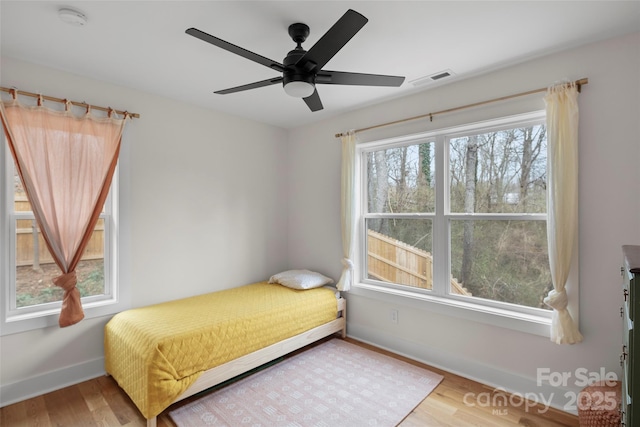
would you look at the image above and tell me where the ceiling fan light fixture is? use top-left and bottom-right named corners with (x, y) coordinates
top-left (284, 81), bottom-right (315, 98)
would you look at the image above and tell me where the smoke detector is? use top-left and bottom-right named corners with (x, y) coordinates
top-left (58, 7), bottom-right (87, 26)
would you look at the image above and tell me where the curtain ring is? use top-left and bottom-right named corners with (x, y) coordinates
top-left (429, 113), bottom-right (433, 122)
top-left (10, 88), bottom-right (17, 100)
top-left (64, 99), bottom-right (71, 112)
top-left (108, 107), bottom-right (113, 118)
top-left (37, 95), bottom-right (43, 106)
top-left (85, 103), bottom-right (90, 115)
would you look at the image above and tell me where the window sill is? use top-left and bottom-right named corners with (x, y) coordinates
top-left (350, 282), bottom-right (552, 338)
top-left (1, 298), bottom-right (127, 336)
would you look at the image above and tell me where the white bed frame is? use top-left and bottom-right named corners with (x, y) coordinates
top-left (146, 297), bottom-right (346, 427)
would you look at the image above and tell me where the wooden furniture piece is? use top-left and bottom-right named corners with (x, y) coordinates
top-left (104, 282), bottom-right (346, 427)
top-left (621, 245), bottom-right (640, 426)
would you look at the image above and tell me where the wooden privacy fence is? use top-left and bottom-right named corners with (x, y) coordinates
top-left (367, 229), bottom-right (471, 296)
top-left (15, 197), bottom-right (104, 267)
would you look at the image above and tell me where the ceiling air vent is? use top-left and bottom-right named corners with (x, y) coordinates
top-left (410, 69), bottom-right (455, 87)
top-left (430, 71), bottom-right (452, 80)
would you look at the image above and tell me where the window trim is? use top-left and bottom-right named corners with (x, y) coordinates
top-left (353, 111), bottom-right (555, 337)
top-left (0, 129), bottom-right (126, 335)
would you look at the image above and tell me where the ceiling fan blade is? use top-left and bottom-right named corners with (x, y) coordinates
top-left (215, 77), bottom-right (283, 95)
top-left (316, 71), bottom-right (405, 87)
top-left (296, 9), bottom-right (368, 72)
top-left (186, 28), bottom-right (285, 72)
top-left (303, 90), bottom-right (323, 112)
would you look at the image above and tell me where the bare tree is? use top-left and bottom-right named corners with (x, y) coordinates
top-left (518, 126), bottom-right (546, 211)
top-left (461, 135), bottom-right (478, 285)
top-left (418, 142), bottom-right (432, 186)
top-left (371, 150), bottom-right (390, 234)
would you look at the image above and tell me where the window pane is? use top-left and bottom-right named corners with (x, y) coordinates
top-left (366, 218), bottom-right (432, 290)
top-left (15, 220), bottom-right (106, 308)
top-left (450, 220), bottom-right (551, 309)
top-left (366, 142), bottom-right (435, 213)
top-left (14, 168), bottom-right (105, 214)
top-left (14, 168), bottom-right (27, 210)
top-left (449, 125), bottom-right (547, 213)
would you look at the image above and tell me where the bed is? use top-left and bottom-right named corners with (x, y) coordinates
top-left (104, 276), bottom-right (346, 427)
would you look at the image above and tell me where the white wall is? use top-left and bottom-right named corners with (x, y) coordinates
top-left (0, 57), bottom-right (289, 404)
top-left (287, 32), bottom-right (640, 412)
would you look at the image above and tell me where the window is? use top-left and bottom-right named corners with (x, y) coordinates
top-left (1, 127), bottom-right (124, 335)
top-left (356, 111), bottom-right (552, 321)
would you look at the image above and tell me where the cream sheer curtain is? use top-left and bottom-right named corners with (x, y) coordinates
top-left (336, 131), bottom-right (356, 292)
top-left (1, 94), bottom-right (128, 327)
top-left (543, 82), bottom-right (583, 344)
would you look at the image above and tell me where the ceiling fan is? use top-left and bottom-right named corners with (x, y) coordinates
top-left (186, 9), bottom-right (405, 112)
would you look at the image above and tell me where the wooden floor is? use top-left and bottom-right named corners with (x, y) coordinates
top-left (1, 337), bottom-right (579, 427)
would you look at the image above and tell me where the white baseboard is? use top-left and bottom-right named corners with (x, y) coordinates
top-left (347, 323), bottom-right (580, 416)
top-left (0, 357), bottom-right (105, 407)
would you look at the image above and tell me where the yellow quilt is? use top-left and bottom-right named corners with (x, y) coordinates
top-left (104, 281), bottom-right (338, 419)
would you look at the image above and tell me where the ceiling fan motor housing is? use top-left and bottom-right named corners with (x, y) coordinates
top-left (283, 47), bottom-right (316, 88)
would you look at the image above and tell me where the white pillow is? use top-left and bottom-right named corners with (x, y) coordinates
top-left (268, 269), bottom-right (334, 290)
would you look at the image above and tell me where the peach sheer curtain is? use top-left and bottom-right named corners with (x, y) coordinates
top-left (0, 94), bottom-right (128, 327)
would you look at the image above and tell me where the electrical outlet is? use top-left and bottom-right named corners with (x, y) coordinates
top-left (390, 309), bottom-right (399, 324)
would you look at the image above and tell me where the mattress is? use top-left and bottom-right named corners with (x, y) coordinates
top-left (104, 281), bottom-right (338, 419)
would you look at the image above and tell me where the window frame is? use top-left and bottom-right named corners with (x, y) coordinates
top-left (0, 126), bottom-right (126, 335)
top-left (352, 111), bottom-right (555, 337)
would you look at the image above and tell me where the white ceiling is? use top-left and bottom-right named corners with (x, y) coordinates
top-left (1, 1), bottom-right (639, 129)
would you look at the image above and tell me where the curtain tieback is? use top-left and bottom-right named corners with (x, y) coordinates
top-left (53, 271), bottom-right (78, 291)
top-left (342, 257), bottom-right (354, 270)
top-left (53, 271), bottom-right (84, 327)
top-left (544, 289), bottom-right (568, 311)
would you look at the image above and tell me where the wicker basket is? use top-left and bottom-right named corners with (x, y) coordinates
top-left (577, 381), bottom-right (621, 426)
